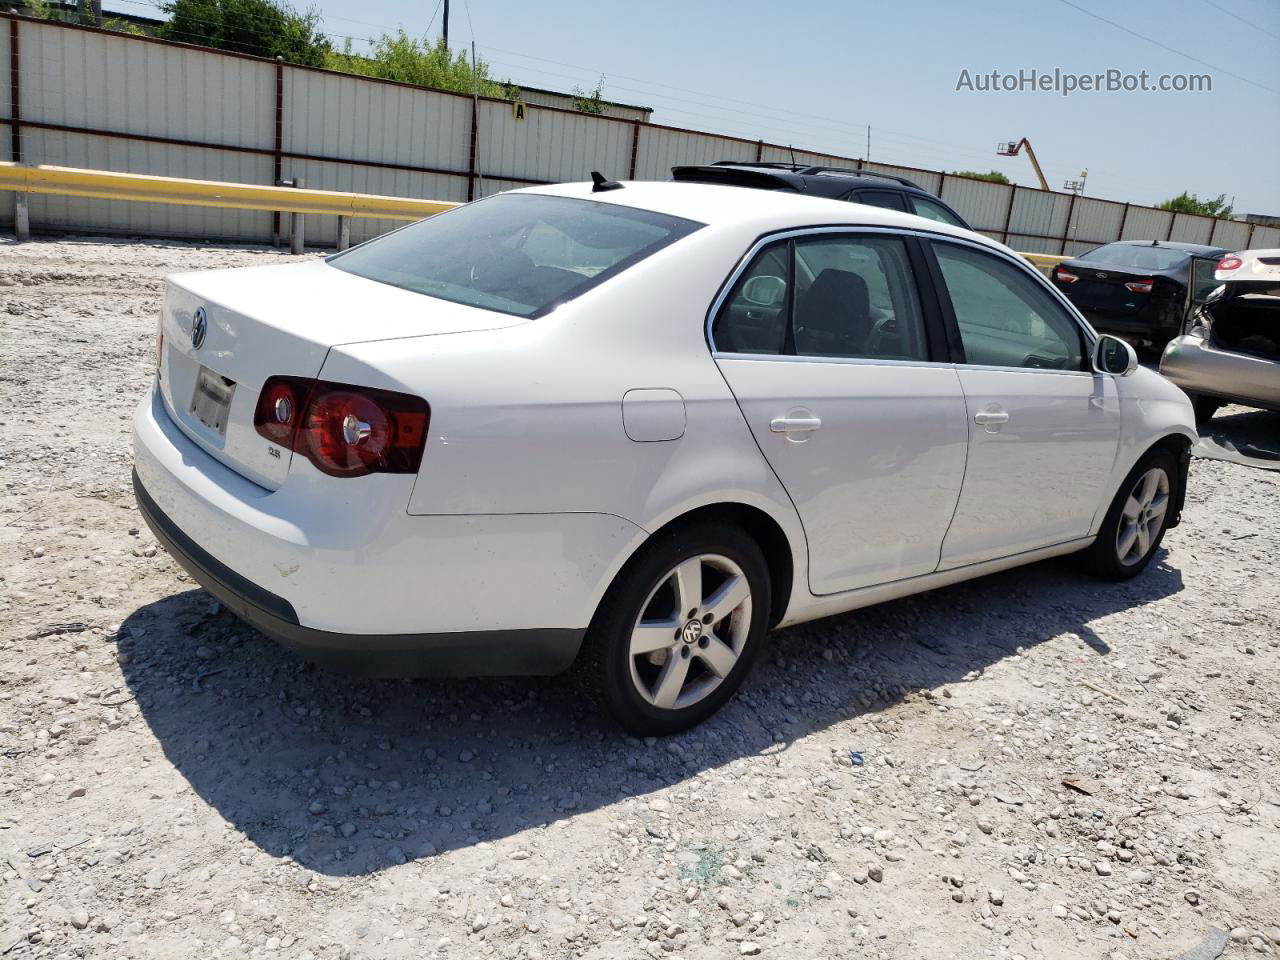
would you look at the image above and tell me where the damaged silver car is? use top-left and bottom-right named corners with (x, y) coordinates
top-left (1160, 249), bottom-right (1280, 421)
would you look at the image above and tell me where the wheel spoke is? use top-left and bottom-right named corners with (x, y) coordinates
top-left (632, 619), bottom-right (679, 656)
top-left (703, 574), bottom-right (750, 625)
top-left (1122, 496), bottom-right (1142, 522)
top-left (1117, 524), bottom-right (1138, 559)
top-left (698, 636), bottom-right (738, 678)
top-left (651, 652), bottom-right (691, 709)
top-left (672, 558), bottom-right (702, 616)
top-left (1148, 494), bottom-right (1169, 523)
top-left (1139, 470), bottom-right (1160, 506)
top-left (1136, 525), bottom-right (1151, 558)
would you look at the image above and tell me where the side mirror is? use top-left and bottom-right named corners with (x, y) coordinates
top-left (1093, 335), bottom-right (1138, 376)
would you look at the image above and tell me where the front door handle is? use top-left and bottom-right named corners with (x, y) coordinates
top-left (973, 410), bottom-right (1009, 425)
top-left (770, 416), bottom-right (823, 433)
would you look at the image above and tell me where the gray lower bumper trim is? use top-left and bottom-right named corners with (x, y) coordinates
top-left (133, 469), bottom-right (585, 677)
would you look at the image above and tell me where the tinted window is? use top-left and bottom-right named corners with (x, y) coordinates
top-left (712, 242), bottom-right (790, 354)
top-left (933, 241), bottom-right (1086, 370)
top-left (793, 236), bottom-right (928, 360)
top-left (852, 190), bottom-right (909, 212)
top-left (909, 195), bottom-right (967, 229)
top-left (713, 234), bottom-right (929, 362)
top-left (330, 194), bottom-right (701, 318)
top-left (1190, 258), bottom-right (1220, 302)
top-left (1077, 243), bottom-right (1187, 271)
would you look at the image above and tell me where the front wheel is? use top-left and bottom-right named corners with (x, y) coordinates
top-left (584, 523), bottom-right (770, 736)
top-left (1080, 450), bottom-right (1178, 581)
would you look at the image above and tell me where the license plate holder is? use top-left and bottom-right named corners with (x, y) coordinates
top-left (190, 366), bottom-right (236, 436)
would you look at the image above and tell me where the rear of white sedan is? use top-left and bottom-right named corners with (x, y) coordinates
top-left (134, 179), bottom-right (1197, 735)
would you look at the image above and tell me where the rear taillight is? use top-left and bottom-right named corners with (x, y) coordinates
top-left (1217, 255), bottom-right (1242, 271)
top-left (1124, 278), bottom-right (1154, 294)
top-left (253, 376), bottom-right (430, 479)
top-left (1054, 267), bottom-right (1079, 284)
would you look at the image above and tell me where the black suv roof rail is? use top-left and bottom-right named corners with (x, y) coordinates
top-left (709, 160), bottom-right (922, 190)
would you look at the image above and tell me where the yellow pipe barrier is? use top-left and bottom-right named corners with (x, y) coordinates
top-left (2, 163), bottom-right (1075, 269)
top-left (1020, 252), bottom-right (1072, 272)
top-left (0, 162), bottom-right (458, 220)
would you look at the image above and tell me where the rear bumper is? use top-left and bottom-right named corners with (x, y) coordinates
top-left (1160, 335), bottom-right (1280, 412)
top-left (134, 470), bottom-right (583, 676)
top-left (132, 383), bottom-right (643, 676)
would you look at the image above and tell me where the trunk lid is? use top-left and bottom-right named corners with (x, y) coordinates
top-left (1061, 262), bottom-right (1167, 314)
top-left (158, 259), bottom-right (528, 490)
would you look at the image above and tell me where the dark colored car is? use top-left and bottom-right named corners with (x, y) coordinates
top-left (1050, 240), bottom-right (1228, 355)
top-left (670, 161), bottom-right (972, 230)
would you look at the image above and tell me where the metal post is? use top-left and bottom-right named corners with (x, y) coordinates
top-left (14, 193), bottom-right (29, 242)
top-left (272, 57), bottom-right (284, 247)
top-left (1000, 184), bottom-right (1016, 244)
top-left (10, 16), bottom-right (26, 241)
top-left (1061, 192), bottom-right (1078, 255)
top-left (289, 177), bottom-right (304, 255)
top-left (337, 215), bottom-right (350, 251)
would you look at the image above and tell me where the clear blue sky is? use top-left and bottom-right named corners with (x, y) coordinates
top-left (123, 0), bottom-right (1280, 213)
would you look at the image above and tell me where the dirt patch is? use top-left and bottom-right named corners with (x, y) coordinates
top-left (2, 237), bottom-right (1279, 959)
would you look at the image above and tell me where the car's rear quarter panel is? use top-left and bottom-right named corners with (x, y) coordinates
top-left (320, 224), bottom-right (812, 625)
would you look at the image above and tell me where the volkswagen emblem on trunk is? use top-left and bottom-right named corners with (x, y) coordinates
top-left (191, 307), bottom-right (208, 349)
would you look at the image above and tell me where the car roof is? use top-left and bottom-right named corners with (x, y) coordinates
top-left (518, 179), bottom-right (989, 247)
top-left (1097, 240), bottom-right (1230, 256)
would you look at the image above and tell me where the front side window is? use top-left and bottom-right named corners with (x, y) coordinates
top-left (932, 241), bottom-right (1086, 370)
top-left (712, 233), bottom-right (929, 362)
top-left (909, 195), bottom-right (967, 229)
top-left (330, 194), bottom-right (702, 318)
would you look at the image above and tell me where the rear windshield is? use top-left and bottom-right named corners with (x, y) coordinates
top-left (1077, 244), bottom-right (1187, 271)
top-left (329, 193), bottom-right (703, 318)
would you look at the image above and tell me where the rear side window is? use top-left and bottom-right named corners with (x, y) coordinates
top-left (330, 193), bottom-right (702, 318)
top-left (932, 241), bottom-right (1086, 370)
top-left (851, 190), bottom-right (909, 212)
top-left (713, 234), bottom-right (929, 362)
top-left (909, 196), bottom-right (967, 229)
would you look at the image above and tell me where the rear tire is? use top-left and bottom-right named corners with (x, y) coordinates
top-left (1081, 448), bottom-right (1178, 581)
top-left (583, 522), bottom-right (770, 736)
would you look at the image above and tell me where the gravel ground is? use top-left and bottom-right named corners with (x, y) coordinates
top-left (2, 236), bottom-right (1278, 960)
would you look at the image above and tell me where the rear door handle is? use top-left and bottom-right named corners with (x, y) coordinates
top-left (973, 410), bottom-right (1009, 425)
top-left (770, 416), bottom-right (822, 433)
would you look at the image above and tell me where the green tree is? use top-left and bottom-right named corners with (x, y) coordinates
top-left (951, 170), bottom-right (1010, 184)
top-left (159, 0), bottom-right (331, 67)
top-left (572, 76), bottom-right (606, 115)
top-left (1158, 191), bottom-right (1234, 220)
top-left (326, 33), bottom-right (508, 97)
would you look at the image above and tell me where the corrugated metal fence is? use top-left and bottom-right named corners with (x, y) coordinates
top-left (3, 14), bottom-right (1278, 252)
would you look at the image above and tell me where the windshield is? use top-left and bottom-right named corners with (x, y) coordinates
top-left (329, 193), bottom-right (703, 318)
top-left (1077, 243), bottom-right (1187, 271)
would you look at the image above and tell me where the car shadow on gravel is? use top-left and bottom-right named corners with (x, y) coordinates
top-left (116, 552), bottom-right (1183, 877)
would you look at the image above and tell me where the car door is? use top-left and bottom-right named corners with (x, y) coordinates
top-left (712, 229), bottom-right (969, 595)
top-left (1183, 256), bottom-right (1221, 333)
top-left (927, 238), bottom-right (1123, 569)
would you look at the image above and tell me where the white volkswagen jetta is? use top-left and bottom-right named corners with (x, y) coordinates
top-left (133, 178), bottom-right (1197, 734)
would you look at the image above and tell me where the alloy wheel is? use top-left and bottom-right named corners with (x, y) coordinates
top-left (1116, 466), bottom-right (1170, 567)
top-left (628, 554), bottom-right (753, 711)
